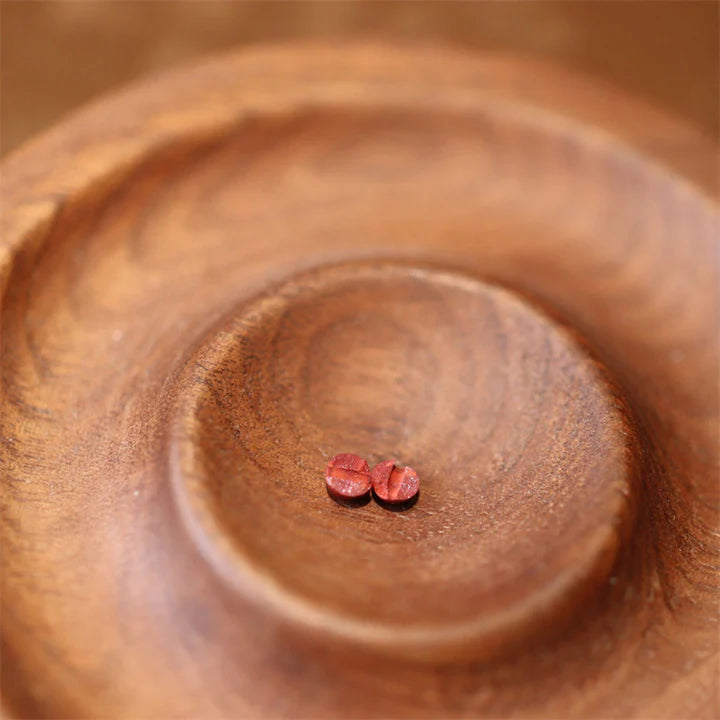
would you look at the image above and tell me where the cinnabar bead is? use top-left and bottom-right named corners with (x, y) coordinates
top-left (371, 460), bottom-right (420, 503)
top-left (325, 453), bottom-right (372, 499)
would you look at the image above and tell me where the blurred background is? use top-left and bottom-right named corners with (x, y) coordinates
top-left (2, 0), bottom-right (718, 158)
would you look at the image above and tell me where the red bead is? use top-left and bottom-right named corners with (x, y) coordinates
top-left (371, 460), bottom-right (420, 503)
top-left (325, 453), bottom-right (371, 499)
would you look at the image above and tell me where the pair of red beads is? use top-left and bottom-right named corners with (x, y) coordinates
top-left (325, 453), bottom-right (420, 505)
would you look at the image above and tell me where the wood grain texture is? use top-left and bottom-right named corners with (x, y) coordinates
top-left (2, 1), bottom-right (719, 155)
top-left (1, 42), bottom-right (718, 718)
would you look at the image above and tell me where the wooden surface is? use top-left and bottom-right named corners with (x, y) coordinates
top-left (2, 0), bottom-right (718, 156)
top-left (1, 43), bottom-right (718, 718)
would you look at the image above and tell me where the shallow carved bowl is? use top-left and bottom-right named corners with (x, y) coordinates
top-left (1, 43), bottom-right (718, 718)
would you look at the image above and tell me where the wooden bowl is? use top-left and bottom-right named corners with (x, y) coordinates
top-left (1, 42), bottom-right (717, 718)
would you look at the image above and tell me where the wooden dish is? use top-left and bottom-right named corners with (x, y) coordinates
top-left (1, 42), bottom-right (718, 718)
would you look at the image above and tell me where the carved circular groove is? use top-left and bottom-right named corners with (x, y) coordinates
top-left (169, 263), bottom-right (636, 661)
top-left (2, 43), bottom-right (717, 718)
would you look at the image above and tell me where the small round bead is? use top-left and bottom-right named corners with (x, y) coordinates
top-left (325, 453), bottom-right (371, 499)
top-left (371, 460), bottom-right (420, 503)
